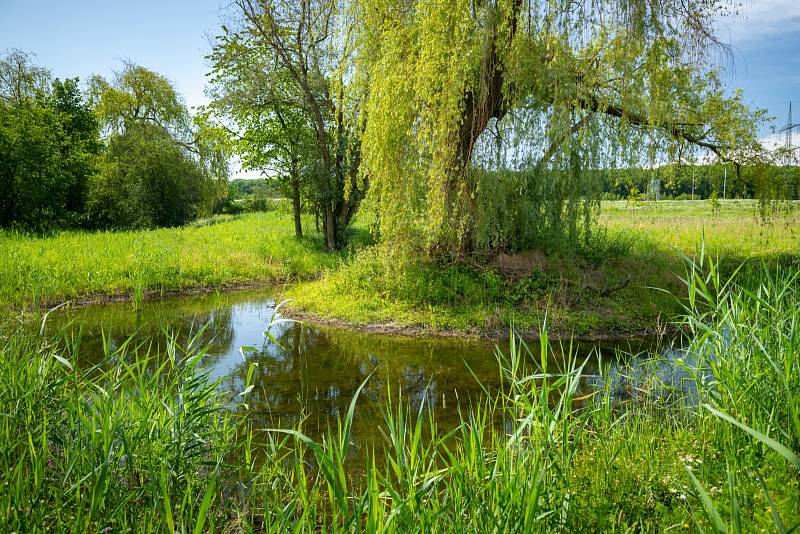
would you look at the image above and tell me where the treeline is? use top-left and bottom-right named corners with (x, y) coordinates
top-left (0, 50), bottom-right (229, 233)
top-left (602, 163), bottom-right (800, 200)
top-left (220, 178), bottom-right (283, 213)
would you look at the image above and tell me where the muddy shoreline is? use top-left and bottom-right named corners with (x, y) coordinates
top-left (280, 306), bottom-right (677, 342)
top-left (4, 281), bottom-right (677, 342)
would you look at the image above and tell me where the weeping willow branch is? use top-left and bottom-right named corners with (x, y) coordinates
top-left (357, 0), bottom-right (765, 254)
top-left (535, 115), bottom-right (592, 171)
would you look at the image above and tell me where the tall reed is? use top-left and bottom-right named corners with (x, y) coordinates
top-left (1, 255), bottom-right (798, 532)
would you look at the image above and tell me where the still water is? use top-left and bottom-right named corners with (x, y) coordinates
top-left (46, 288), bottom-right (664, 453)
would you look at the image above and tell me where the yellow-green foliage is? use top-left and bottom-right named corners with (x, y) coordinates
top-left (357, 0), bottom-right (766, 252)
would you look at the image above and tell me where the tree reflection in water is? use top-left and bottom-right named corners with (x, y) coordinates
top-left (46, 288), bottom-right (663, 462)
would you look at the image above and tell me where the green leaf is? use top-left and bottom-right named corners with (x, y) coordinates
top-left (704, 404), bottom-right (800, 469)
top-left (684, 463), bottom-right (727, 533)
top-left (193, 477), bottom-right (216, 534)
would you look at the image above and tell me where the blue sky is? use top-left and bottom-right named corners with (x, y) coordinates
top-left (1, 0), bottom-right (798, 138)
top-left (0, 0), bottom-right (225, 110)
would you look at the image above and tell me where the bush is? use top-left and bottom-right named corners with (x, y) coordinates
top-left (86, 124), bottom-right (212, 229)
top-left (0, 79), bottom-right (101, 232)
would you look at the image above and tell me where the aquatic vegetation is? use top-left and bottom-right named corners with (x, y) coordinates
top-left (1, 259), bottom-right (797, 532)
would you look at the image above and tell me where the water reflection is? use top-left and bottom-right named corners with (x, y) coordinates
top-left (47, 288), bottom-right (669, 456)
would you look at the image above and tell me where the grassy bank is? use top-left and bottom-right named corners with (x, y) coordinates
top-left (1, 262), bottom-right (797, 532)
top-left (0, 212), bottom-right (370, 310)
top-left (601, 199), bottom-right (800, 259)
top-left (2, 200), bottom-right (797, 336)
top-left (285, 200), bottom-right (800, 336)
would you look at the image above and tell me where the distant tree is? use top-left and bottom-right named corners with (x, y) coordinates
top-left (0, 98), bottom-right (63, 229)
top-left (0, 48), bottom-right (50, 106)
top-left (49, 78), bottom-right (103, 218)
top-left (87, 123), bottom-right (207, 228)
top-left (206, 35), bottom-right (319, 238)
top-left (88, 63), bottom-right (230, 227)
top-left (90, 62), bottom-right (190, 138)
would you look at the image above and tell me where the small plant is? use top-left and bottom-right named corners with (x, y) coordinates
top-left (131, 281), bottom-right (144, 310)
top-left (626, 185), bottom-right (646, 207)
top-left (707, 190), bottom-right (721, 216)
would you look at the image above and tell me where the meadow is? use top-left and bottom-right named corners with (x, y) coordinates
top-left (1, 258), bottom-right (797, 532)
top-left (3, 200), bottom-right (797, 338)
top-left (0, 211), bottom-right (370, 311)
top-left (3, 3), bottom-right (796, 529)
top-left (600, 199), bottom-right (800, 260)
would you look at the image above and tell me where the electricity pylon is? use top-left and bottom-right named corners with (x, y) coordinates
top-left (779, 102), bottom-right (800, 165)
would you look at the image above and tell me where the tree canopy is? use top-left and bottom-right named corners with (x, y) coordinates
top-left (0, 52), bottom-right (231, 232)
top-left (210, 0), bottom-right (367, 250)
top-left (89, 63), bottom-right (231, 227)
top-left (207, 30), bottom-right (321, 238)
top-left (0, 51), bottom-right (101, 231)
top-left (209, 0), bottom-right (769, 255)
top-left (355, 0), bottom-right (767, 255)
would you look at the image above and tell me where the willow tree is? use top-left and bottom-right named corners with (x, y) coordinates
top-left (357, 0), bottom-right (766, 256)
top-left (89, 63), bottom-right (231, 222)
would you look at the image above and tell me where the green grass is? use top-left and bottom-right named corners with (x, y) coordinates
top-left (2, 200), bottom-right (798, 336)
top-left (601, 199), bottom-right (800, 260)
top-left (1, 260), bottom-right (797, 532)
top-left (0, 212), bottom-right (371, 310)
top-left (285, 200), bottom-right (800, 336)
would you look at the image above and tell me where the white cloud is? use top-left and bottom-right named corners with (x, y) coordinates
top-left (716, 0), bottom-right (800, 43)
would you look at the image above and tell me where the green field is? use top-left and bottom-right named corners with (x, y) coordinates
top-left (3, 201), bottom-right (798, 337)
top-left (601, 200), bottom-right (800, 259)
top-left (0, 212), bottom-right (370, 310)
top-left (1, 201), bottom-right (798, 531)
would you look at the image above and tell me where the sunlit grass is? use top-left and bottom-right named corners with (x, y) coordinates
top-left (0, 212), bottom-right (370, 310)
top-left (285, 200), bottom-right (800, 335)
top-left (600, 199), bottom-right (800, 259)
top-left (2, 201), bottom-right (798, 336)
top-left (1, 260), bottom-right (797, 531)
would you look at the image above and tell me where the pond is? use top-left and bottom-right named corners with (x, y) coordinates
top-left (45, 288), bottom-right (668, 458)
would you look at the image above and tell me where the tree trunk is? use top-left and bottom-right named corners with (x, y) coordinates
top-left (290, 174), bottom-right (303, 238)
top-left (315, 205), bottom-right (320, 232)
top-left (433, 2), bottom-right (519, 256)
top-left (324, 206), bottom-right (337, 251)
